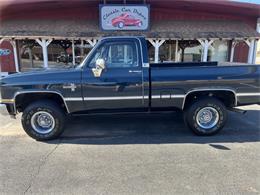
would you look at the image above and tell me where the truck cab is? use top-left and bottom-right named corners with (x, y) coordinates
top-left (80, 37), bottom-right (150, 111)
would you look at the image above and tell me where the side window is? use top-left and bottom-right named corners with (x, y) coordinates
top-left (88, 41), bottom-right (138, 68)
top-left (88, 44), bottom-right (107, 68)
top-left (106, 42), bottom-right (138, 68)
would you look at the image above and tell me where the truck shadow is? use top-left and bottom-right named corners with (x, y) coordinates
top-left (53, 110), bottom-right (260, 145)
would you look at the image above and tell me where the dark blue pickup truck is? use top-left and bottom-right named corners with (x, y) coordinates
top-left (1, 37), bottom-right (260, 140)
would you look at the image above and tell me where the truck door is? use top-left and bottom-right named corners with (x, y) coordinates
top-left (82, 38), bottom-right (145, 111)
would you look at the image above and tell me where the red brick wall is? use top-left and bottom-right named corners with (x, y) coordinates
top-left (0, 41), bottom-right (16, 72)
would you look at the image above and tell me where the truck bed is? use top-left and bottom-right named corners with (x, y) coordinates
top-left (150, 63), bottom-right (260, 109)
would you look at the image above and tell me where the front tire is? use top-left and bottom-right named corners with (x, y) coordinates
top-left (21, 100), bottom-right (66, 141)
top-left (184, 98), bottom-right (227, 135)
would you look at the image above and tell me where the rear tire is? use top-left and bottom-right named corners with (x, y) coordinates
top-left (21, 100), bottom-right (66, 141)
top-left (184, 97), bottom-right (227, 135)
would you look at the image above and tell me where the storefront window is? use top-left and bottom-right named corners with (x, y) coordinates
top-left (19, 40), bottom-right (44, 71)
top-left (19, 39), bottom-right (93, 71)
top-left (48, 40), bottom-right (72, 67)
top-left (208, 40), bottom-right (229, 62)
top-left (147, 40), bottom-right (177, 63)
top-left (147, 41), bottom-right (154, 62)
top-left (159, 40), bottom-right (177, 62)
top-left (75, 40), bottom-right (92, 64)
top-left (179, 40), bottom-right (202, 62)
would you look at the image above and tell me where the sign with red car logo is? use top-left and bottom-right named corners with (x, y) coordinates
top-left (100, 5), bottom-right (150, 31)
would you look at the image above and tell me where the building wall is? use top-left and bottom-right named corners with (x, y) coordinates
top-left (1, 1), bottom-right (259, 71)
top-left (0, 41), bottom-right (15, 72)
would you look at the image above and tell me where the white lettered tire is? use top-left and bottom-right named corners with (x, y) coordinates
top-left (184, 98), bottom-right (227, 135)
top-left (21, 100), bottom-right (66, 141)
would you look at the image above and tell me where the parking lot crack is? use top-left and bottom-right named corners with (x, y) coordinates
top-left (23, 140), bottom-right (60, 194)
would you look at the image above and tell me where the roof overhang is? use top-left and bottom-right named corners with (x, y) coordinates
top-left (0, 19), bottom-right (259, 40)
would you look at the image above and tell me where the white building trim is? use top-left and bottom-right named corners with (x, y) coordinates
top-left (10, 40), bottom-right (19, 72)
top-left (245, 39), bottom-right (255, 64)
top-left (198, 39), bottom-right (214, 62)
top-left (175, 40), bottom-right (179, 62)
top-left (86, 39), bottom-right (98, 47)
top-left (148, 39), bottom-right (166, 63)
top-left (230, 41), bottom-right (238, 62)
top-left (0, 38), bottom-right (4, 45)
top-left (35, 38), bottom-right (52, 68)
top-left (71, 40), bottom-right (75, 65)
top-left (253, 18), bottom-right (260, 64)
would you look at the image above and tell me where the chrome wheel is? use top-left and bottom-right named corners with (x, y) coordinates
top-left (31, 111), bottom-right (55, 134)
top-left (196, 107), bottom-right (219, 129)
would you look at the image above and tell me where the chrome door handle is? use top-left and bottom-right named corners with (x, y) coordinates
top-left (129, 70), bottom-right (142, 73)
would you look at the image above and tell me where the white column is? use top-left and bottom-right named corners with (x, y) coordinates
top-left (10, 40), bottom-right (19, 72)
top-left (198, 39), bottom-right (214, 62)
top-left (252, 40), bottom-right (258, 64)
top-left (245, 39), bottom-right (255, 64)
top-left (86, 39), bottom-right (98, 47)
top-left (124, 45), bottom-right (128, 63)
top-left (253, 19), bottom-right (260, 64)
top-left (72, 40), bottom-right (75, 65)
top-left (36, 38), bottom-right (52, 68)
top-left (0, 38), bottom-right (4, 45)
top-left (148, 39), bottom-right (165, 63)
top-left (175, 40), bottom-right (178, 62)
top-left (80, 40), bottom-right (84, 56)
top-left (230, 41), bottom-right (237, 62)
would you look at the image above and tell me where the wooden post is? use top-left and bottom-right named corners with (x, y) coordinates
top-left (80, 40), bottom-right (84, 57)
top-left (230, 41), bottom-right (237, 62)
top-left (72, 40), bottom-right (75, 65)
top-left (0, 38), bottom-right (4, 45)
top-left (253, 19), bottom-right (260, 64)
top-left (148, 39), bottom-right (165, 63)
top-left (10, 40), bottom-right (19, 72)
top-left (168, 42), bottom-right (172, 61)
top-left (28, 47), bottom-right (34, 67)
top-left (175, 40), bottom-right (178, 62)
top-left (245, 39), bottom-right (255, 64)
top-left (86, 39), bottom-right (98, 47)
top-left (198, 39), bottom-right (214, 62)
top-left (36, 38), bottom-right (52, 68)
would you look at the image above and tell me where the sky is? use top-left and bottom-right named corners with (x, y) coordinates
top-left (232, 0), bottom-right (260, 4)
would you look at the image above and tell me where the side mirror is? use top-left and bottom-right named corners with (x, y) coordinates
top-left (92, 58), bottom-right (105, 78)
top-left (95, 58), bottom-right (105, 70)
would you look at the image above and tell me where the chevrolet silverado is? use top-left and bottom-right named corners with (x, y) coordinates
top-left (1, 37), bottom-right (260, 140)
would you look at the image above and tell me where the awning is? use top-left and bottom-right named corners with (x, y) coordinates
top-left (0, 19), bottom-right (259, 39)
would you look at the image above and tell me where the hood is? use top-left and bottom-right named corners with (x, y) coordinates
top-left (1, 68), bottom-right (81, 86)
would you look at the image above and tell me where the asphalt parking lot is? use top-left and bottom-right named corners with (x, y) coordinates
top-left (0, 105), bottom-right (259, 194)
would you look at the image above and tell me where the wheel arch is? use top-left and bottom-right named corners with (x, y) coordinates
top-left (14, 91), bottom-right (69, 114)
top-left (182, 89), bottom-right (237, 110)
